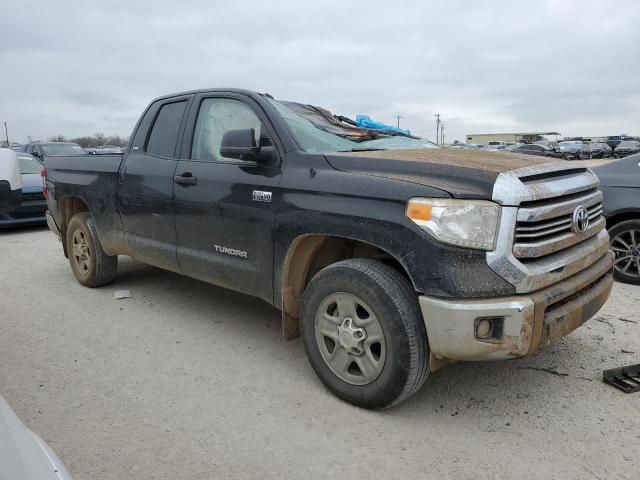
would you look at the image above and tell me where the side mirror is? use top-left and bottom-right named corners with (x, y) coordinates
top-left (31, 150), bottom-right (41, 158)
top-left (220, 129), bottom-right (274, 162)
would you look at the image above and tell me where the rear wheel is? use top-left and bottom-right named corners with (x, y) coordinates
top-left (66, 212), bottom-right (118, 287)
top-left (609, 219), bottom-right (640, 285)
top-left (300, 259), bottom-right (429, 409)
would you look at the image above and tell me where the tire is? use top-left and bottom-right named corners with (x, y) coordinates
top-left (66, 212), bottom-right (118, 287)
top-left (609, 219), bottom-right (640, 285)
top-left (300, 259), bottom-right (429, 409)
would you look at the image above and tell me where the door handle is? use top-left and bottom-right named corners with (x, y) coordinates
top-left (174, 172), bottom-right (197, 186)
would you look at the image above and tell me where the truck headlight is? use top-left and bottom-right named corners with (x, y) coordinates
top-left (406, 198), bottom-right (500, 251)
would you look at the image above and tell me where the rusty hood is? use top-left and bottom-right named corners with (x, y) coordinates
top-left (325, 148), bottom-right (561, 199)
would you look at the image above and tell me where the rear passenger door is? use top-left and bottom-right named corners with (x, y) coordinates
top-left (172, 93), bottom-right (283, 302)
top-left (117, 96), bottom-right (191, 272)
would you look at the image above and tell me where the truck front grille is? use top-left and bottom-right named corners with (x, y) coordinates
top-left (512, 188), bottom-right (605, 260)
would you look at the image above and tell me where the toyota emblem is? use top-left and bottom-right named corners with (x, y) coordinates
top-left (572, 206), bottom-right (589, 233)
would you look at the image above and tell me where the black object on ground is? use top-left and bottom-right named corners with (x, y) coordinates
top-left (603, 364), bottom-right (640, 393)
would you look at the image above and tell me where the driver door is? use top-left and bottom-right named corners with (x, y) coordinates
top-left (173, 94), bottom-right (282, 303)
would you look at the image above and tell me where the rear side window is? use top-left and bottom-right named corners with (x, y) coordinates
top-left (146, 101), bottom-right (187, 158)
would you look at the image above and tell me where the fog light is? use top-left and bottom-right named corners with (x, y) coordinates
top-left (474, 316), bottom-right (504, 342)
top-left (476, 318), bottom-right (493, 339)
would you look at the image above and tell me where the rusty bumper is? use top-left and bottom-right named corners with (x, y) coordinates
top-left (420, 250), bottom-right (613, 363)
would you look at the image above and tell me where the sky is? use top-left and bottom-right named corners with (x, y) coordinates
top-left (0, 0), bottom-right (638, 144)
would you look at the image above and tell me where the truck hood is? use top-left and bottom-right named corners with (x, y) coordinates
top-left (325, 148), bottom-right (560, 199)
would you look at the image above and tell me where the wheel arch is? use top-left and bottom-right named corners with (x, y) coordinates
top-left (606, 210), bottom-right (640, 230)
top-left (279, 234), bottom-right (416, 339)
top-left (58, 196), bottom-right (90, 258)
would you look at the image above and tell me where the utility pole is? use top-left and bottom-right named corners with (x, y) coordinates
top-left (3, 122), bottom-right (8, 146)
top-left (440, 123), bottom-right (445, 146)
top-left (434, 113), bottom-right (441, 146)
top-left (395, 115), bottom-right (402, 129)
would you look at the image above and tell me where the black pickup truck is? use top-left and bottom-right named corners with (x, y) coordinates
top-left (44, 89), bottom-right (614, 409)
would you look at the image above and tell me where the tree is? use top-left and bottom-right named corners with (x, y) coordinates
top-left (49, 135), bottom-right (67, 142)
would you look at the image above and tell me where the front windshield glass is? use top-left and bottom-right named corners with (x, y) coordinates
top-left (269, 99), bottom-right (437, 153)
top-left (618, 141), bottom-right (638, 148)
top-left (41, 143), bottom-right (86, 155)
top-left (17, 154), bottom-right (42, 174)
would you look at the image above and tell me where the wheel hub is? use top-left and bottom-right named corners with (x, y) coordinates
top-left (314, 292), bottom-right (386, 386)
top-left (337, 318), bottom-right (367, 355)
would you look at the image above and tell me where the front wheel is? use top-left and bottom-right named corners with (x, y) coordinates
top-left (610, 220), bottom-right (640, 285)
top-left (300, 259), bottom-right (429, 409)
top-left (66, 212), bottom-right (118, 287)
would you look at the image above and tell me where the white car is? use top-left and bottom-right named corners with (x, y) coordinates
top-left (0, 394), bottom-right (72, 479)
top-left (0, 148), bottom-right (23, 213)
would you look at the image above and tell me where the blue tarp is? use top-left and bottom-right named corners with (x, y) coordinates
top-left (355, 115), bottom-right (410, 135)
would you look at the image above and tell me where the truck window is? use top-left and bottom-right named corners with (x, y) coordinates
top-left (191, 98), bottom-right (262, 161)
top-left (146, 100), bottom-right (187, 158)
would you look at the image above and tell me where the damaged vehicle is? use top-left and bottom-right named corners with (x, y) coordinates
top-left (43, 89), bottom-right (614, 409)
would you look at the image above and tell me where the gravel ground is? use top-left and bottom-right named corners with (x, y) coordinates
top-left (1, 227), bottom-right (639, 480)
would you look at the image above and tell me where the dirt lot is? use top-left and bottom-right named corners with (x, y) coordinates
top-left (1, 227), bottom-right (639, 480)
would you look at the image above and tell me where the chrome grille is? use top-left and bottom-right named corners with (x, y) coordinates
top-left (513, 189), bottom-right (605, 260)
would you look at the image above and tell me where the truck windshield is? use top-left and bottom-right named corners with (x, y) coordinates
top-left (269, 99), bottom-right (437, 153)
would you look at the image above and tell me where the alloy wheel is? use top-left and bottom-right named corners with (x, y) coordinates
top-left (612, 229), bottom-right (640, 279)
top-left (71, 229), bottom-right (92, 275)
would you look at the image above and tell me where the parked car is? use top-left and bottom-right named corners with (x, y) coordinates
top-left (0, 152), bottom-right (47, 228)
top-left (44, 88), bottom-right (613, 409)
top-left (591, 154), bottom-right (640, 284)
top-left (448, 143), bottom-right (476, 149)
top-left (606, 136), bottom-right (623, 150)
top-left (613, 140), bottom-right (640, 158)
top-left (0, 148), bottom-right (22, 214)
top-left (21, 142), bottom-right (86, 162)
top-left (0, 394), bottom-right (72, 479)
top-left (589, 142), bottom-right (612, 159)
top-left (512, 143), bottom-right (563, 157)
top-left (557, 141), bottom-right (590, 159)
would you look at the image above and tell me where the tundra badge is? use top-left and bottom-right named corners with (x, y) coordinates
top-left (252, 190), bottom-right (272, 203)
top-left (214, 245), bottom-right (248, 259)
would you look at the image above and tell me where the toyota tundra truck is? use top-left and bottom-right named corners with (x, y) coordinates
top-left (43, 89), bottom-right (614, 409)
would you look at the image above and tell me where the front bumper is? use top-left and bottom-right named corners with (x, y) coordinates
top-left (420, 251), bottom-right (613, 362)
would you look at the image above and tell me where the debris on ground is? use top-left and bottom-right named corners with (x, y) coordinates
top-left (618, 318), bottom-right (637, 324)
top-left (114, 290), bottom-right (132, 300)
top-left (603, 364), bottom-right (640, 393)
top-left (518, 366), bottom-right (569, 376)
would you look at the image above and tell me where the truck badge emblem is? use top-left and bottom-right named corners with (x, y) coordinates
top-left (252, 190), bottom-right (272, 203)
top-left (572, 206), bottom-right (589, 233)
